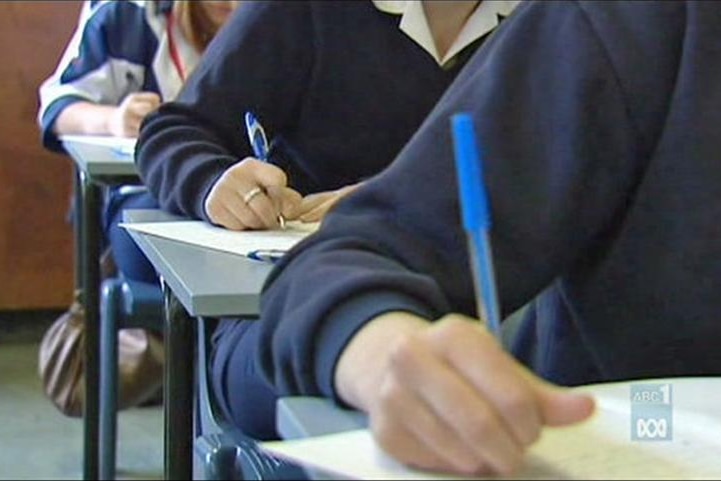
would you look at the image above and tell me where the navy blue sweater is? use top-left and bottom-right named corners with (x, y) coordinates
top-left (258, 0), bottom-right (721, 400)
top-left (135, 0), bottom-right (481, 220)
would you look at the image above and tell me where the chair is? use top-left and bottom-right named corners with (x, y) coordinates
top-left (194, 316), bottom-right (307, 480)
top-left (98, 277), bottom-right (164, 480)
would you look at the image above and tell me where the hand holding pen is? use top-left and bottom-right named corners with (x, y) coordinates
top-left (244, 111), bottom-right (288, 229)
top-left (451, 113), bottom-right (501, 337)
top-left (203, 112), bottom-right (301, 231)
top-left (333, 114), bottom-right (595, 477)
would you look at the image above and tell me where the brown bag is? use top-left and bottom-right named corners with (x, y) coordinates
top-left (38, 289), bottom-right (165, 417)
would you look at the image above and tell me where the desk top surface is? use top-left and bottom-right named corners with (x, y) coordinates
top-left (61, 135), bottom-right (138, 178)
top-left (124, 209), bottom-right (273, 317)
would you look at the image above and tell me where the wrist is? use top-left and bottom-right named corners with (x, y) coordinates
top-left (334, 311), bottom-right (430, 411)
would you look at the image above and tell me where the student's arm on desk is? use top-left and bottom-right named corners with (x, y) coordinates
top-left (54, 93), bottom-right (161, 139)
top-left (334, 312), bottom-right (595, 476)
top-left (203, 158), bottom-right (303, 231)
top-left (263, 377), bottom-right (721, 480)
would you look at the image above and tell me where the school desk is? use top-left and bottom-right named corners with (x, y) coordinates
top-left (61, 135), bottom-right (139, 481)
top-left (123, 208), bottom-right (274, 479)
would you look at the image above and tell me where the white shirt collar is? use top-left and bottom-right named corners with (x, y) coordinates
top-left (372, 0), bottom-right (520, 67)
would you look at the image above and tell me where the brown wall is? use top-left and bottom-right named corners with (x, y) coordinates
top-left (0, 1), bottom-right (83, 309)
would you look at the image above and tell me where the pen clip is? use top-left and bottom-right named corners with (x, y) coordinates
top-left (451, 113), bottom-right (501, 337)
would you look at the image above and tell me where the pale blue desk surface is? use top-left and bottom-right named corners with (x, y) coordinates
top-left (123, 209), bottom-right (273, 317)
top-left (62, 136), bottom-right (137, 177)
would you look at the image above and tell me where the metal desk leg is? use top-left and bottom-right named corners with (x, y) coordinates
top-left (73, 168), bottom-right (84, 298)
top-left (162, 280), bottom-right (195, 480)
top-left (80, 170), bottom-right (102, 480)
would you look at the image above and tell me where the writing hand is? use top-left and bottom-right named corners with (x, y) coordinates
top-left (204, 157), bottom-right (302, 230)
top-left (296, 183), bottom-right (362, 222)
top-left (336, 313), bottom-right (595, 476)
top-left (108, 91), bottom-right (161, 137)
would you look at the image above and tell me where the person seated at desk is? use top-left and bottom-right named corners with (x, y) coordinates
top-left (135, 0), bottom-right (519, 440)
top-left (253, 0), bottom-right (721, 476)
top-left (36, 0), bottom-right (241, 415)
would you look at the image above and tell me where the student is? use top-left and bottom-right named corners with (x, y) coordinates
top-left (135, 0), bottom-right (519, 439)
top-left (254, 0), bottom-right (721, 476)
top-left (39, 0), bottom-right (241, 283)
top-left (36, 0), bottom-right (241, 415)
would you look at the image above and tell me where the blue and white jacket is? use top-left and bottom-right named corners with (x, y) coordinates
top-left (38, 0), bottom-right (200, 152)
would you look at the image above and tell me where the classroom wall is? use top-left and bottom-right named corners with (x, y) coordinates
top-left (0, 1), bottom-right (83, 309)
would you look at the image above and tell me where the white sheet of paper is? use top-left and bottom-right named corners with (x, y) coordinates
top-left (120, 220), bottom-right (318, 258)
top-left (60, 134), bottom-right (137, 157)
top-left (261, 377), bottom-right (721, 480)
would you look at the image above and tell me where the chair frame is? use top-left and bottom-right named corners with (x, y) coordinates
top-left (98, 277), bottom-right (164, 480)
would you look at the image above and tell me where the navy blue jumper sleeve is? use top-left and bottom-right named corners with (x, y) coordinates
top-left (136, 1), bottom-right (312, 221)
top-left (139, 0), bottom-right (505, 439)
top-left (136, 1), bottom-right (470, 221)
top-left (257, 0), bottom-right (721, 401)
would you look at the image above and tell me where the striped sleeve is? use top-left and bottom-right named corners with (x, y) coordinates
top-left (37, 0), bottom-right (160, 152)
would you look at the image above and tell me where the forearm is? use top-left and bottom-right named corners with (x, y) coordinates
top-left (53, 101), bottom-right (116, 136)
top-left (136, 106), bottom-right (236, 219)
top-left (334, 311), bottom-right (431, 412)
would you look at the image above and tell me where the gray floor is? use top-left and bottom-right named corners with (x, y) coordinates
top-left (0, 311), bottom-right (162, 480)
top-left (0, 304), bottom-right (528, 480)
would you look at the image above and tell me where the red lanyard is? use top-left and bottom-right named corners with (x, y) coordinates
top-left (166, 10), bottom-right (187, 82)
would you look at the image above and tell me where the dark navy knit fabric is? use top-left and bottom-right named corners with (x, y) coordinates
top-left (135, 0), bottom-right (481, 220)
top-left (257, 0), bottom-right (721, 402)
top-left (135, 0), bottom-right (505, 439)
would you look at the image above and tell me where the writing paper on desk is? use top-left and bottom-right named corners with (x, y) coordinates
top-left (120, 220), bottom-right (318, 258)
top-left (260, 377), bottom-right (721, 480)
top-left (59, 134), bottom-right (137, 158)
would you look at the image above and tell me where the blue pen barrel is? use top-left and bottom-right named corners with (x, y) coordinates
top-left (468, 230), bottom-right (501, 335)
top-left (245, 111), bottom-right (286, 228)
top-left (245, 111), bottom-right (270, 160)
top-left (452, 115), bottom-right (490, 232)
top-left (451, 113), bottom-right (502, 337)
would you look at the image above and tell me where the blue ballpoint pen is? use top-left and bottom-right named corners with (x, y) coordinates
top-left (247, 249), bottom-right (286, 264)
top-left (451, 113), bottom-right (502, 338)
top-left (244, 111), bottom-right (286, 229)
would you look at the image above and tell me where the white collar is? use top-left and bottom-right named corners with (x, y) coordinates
top-left (372, 0), bottom-right (520, 67)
